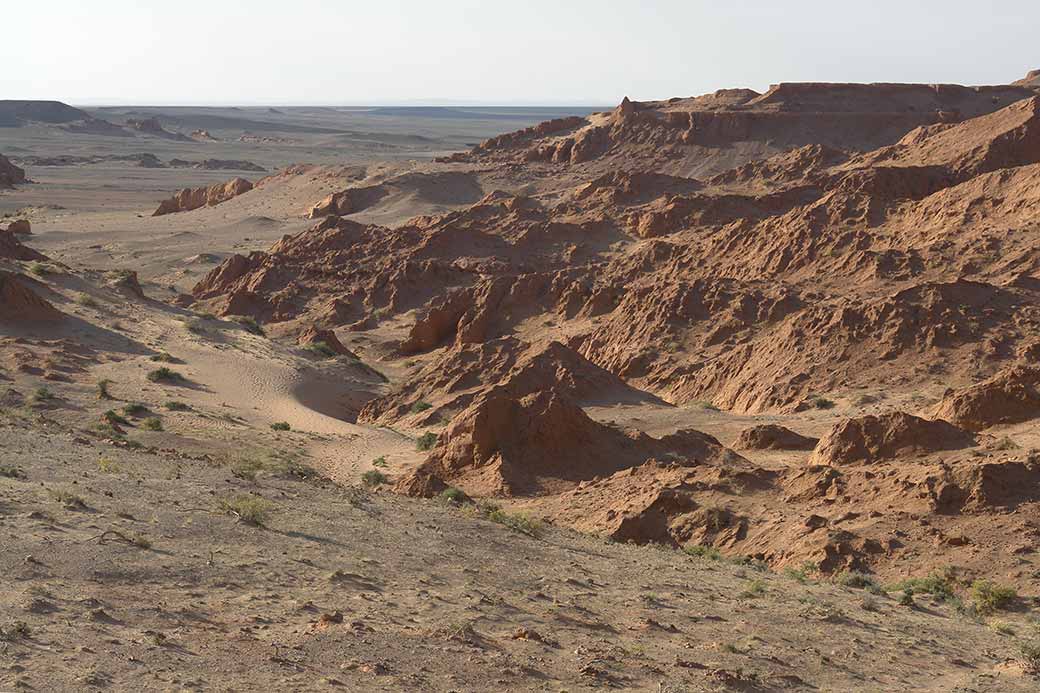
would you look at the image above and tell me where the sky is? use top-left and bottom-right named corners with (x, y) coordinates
top-left (2, 0), bottom-right (1038, 106)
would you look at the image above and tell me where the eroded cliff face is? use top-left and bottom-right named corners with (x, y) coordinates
top-left (153, 177), bottom-right (253, 216)
top-left (188, 81), bottom-right (1040, 572)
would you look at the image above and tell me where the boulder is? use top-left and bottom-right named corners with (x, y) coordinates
top-left (5, 219), bottom-right (30, 235)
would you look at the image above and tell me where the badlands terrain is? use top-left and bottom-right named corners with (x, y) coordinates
top-left (4, 71), bottom-right (1040, 690)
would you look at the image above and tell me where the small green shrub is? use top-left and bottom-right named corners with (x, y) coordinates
top-left (96, 379), bottom-right (114, 400)
top-left (304, 342), bottom-right (337, 358)
top-left (835, 570), bottom-right (882, 593)
top-left (32, 387), bottom-right (55, 403)
top-left (147, 367), bottom-right (184, 383)
top-left (785, 561), bottom-right (819, 584)
top-left (971, 580), bottom-right (1017, 614)
top-left (28, 262), bottom-right (50, 276)
top-left (231, 458), bottom-right (265, 481)
top-left (411, 401), bottom-right (433, 413)
top-left (102, 410), bottom-right (129, 426)
top-left (416, 432), bottom-right (438, 451)
top-left (76, 293), bottom-right (99, 308)
top-left (150, 353), bottom-right (182, 364)
top-left (361, 470), bottom-right (388, 487)
top-left (164, 401), bottom-right (190, 411)
top-left (480, 503), bottom-right (542, 536)
top-left (739, 579), bottom-right (767, 599)
top-left (440, 487), bottom-right (468, 504)
top-left (142, 417), bottom-right (163, 432)
top-left (231, 315), bottom-right (265, 336)
top-left (219, 494), bottom-right (273, 527)
top-left (122, 403), bottom-right (148, 417)
top-left (888, 570), bottom-right (957, 602)
top-left (371, 456), bottom-right (388, 468)
top-left (270, 421), bottom-right (291, 432)
top-left (810, 395), bottom-right (836, 410)
top-left (684, 545), bottom-right (722, 561)
top-left (0, 465), bottom-right (27, 479)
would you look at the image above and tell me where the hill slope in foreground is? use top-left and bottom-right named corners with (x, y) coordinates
top-left (3, 72), bottom-right (1040, 690)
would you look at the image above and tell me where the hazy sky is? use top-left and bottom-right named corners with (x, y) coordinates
top-left (2, 0), bottom-right (1037, 105)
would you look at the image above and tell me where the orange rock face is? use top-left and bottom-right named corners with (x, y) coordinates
top-left (187, 80), bottom-right (1040, 577)
top-left (152, 177), bottom-right (253, 216)
top-left (0, 271), bottom-right (62, 322)
top-left (809, 412), bottom-right (976, 466)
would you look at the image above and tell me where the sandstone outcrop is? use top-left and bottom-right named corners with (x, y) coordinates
top-left (932, 365), bottom-right (1040, 431)
top-left (0, 271), bottom-right (62, 322)
top-left (153, 177), bottom-right (253, 216)
top-left (734, 424), bottom-right (817, 451)
top-left (809, 412), bottom-right (976, 466)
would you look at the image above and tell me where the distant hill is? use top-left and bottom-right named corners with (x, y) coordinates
top-left (0, 100), bottom-right (93, 127)
top-left (366, 106), bottom-right (601, 120)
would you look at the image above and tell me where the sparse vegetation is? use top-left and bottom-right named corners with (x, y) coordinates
top-left (416, 431), bottom-right (438, 451)
top-left (49, 489), bottom-right (86, 509)
top-left (0, 465), bottom-right (27, 479)
top-left (479, 502), bottom-right (542, 537)
top-left (150, 352), bottom-right (182, 364)
top-left (739, 579), bottom-right (768, 599)
top-left (304, 342), bottom-right (337, 358)
top-left (684, 544), bottom-right (722, 561)
top-left (122, 403), bottom-right (148, 417)
top-left (102, 409), bottom-right (129, 426)
top-left (992, 436), bottom-right (1019, 451)
top-left (147, 367), bottom-right (185, 383)
top-left (970, 579), bottom-right (1017, 614)
top-left (270, 421), bottom-right (291, 432)
top-left (164, 400), bottom-right (190, 411)
top-left (231, 315), bottom-right (265, 335)
top-left (411, 401), bottom-right (433, 413)
top-left (835, 570), bottom-right (883, 593)
top-left (440, 487), bottom-right (468, 504)
top-left (0, 621), bottom-right (31, 641)
top-left (784, 561), bottom-right (819, 583)
top-left (371, 456), bottom-right (388, 468)
top-left (219, 494), bottom-right (273, 527)
top-left (32, 386), bottom-right (55, 403)
top-left (97, 457), bottom-right (120, 473)
top-left (27, 261), bottom-right (50, 276)
top-left (888, 570), bottom-right (957, 602)
top-left (142, 417), bottom-right (164, 431)
top-left (96, 379), bottom-right (114, 400)
top-left (361, 470), bottom-right (389, 487)
top-left (808, 395), bottom-right (836, 409)
top-left (76, 293), bottom-right (99, 308)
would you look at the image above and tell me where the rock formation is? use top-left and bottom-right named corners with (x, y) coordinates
top-left (0, 153), bottom-right (26, 188)
top-left (933, 365), bottom-right (1040, 431)
top-left (809, 412), bottom-right (977, 465)
top-left (0, 271), bottom-right (62, 322)
top-left (153, 177), bottom-right (253, 216)
top-left (734, 424), bottom-right (817, 451)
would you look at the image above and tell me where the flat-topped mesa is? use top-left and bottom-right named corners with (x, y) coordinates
top-left (152, 177), bottom-right (253, 216)
top-left (1013, 69), bottom-right (1040, 88)
top-left (454, 81), bottom-right (1039, 174)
